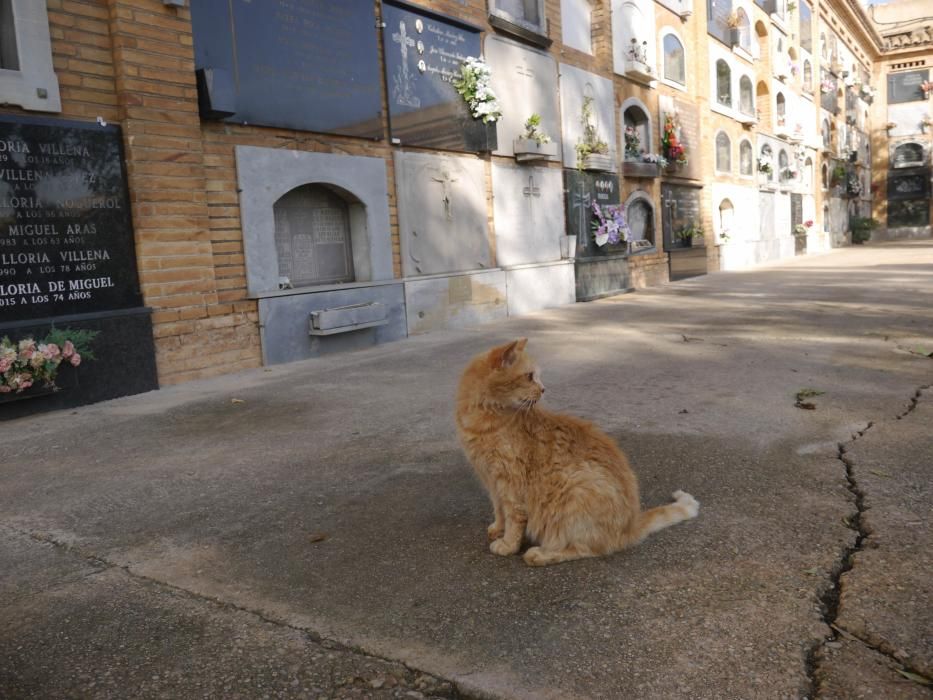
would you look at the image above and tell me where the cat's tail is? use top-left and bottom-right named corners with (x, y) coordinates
top-left (626, 490), bottom-right (699, 546)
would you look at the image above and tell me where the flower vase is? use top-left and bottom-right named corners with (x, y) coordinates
top-left (560, 235), bottom-right (578, 259)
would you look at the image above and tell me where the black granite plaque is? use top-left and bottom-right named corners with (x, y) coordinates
top-left (0, 115), bottom-right (143, 323)
top-left (888, 199), bottom-right (930, 228)
top-left (707, 0), bottom-right (733, 46)
top-left (887, 69), bottom-right (929, 105)
top-left (887, 169), bottom-right (930, 200)
top-left (564, 169), bottom-right (621, 258)
top-left (660, 183), bottom-right (702, 251)
top-left (382, 0), bottom-right (496, 153)
top-left (190, 0), bottom-right (383, 138)
top-left (791, 193), bottom-right (803, 228)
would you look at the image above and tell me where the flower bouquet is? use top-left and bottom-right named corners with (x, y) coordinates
top-left (590, 202), bottom-right (630, 247)
top-left (661, 114), bottom-right (688, 167)
top-left (0, 329), bottom-right (97, 396)
top-left (452, 57), bottom-right (502, 123)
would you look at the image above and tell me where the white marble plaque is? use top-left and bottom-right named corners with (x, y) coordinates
top-left (559, 63), bottom-right (617, 170)
top-left (492, 164), bottom-right (564, 266)
top-left (395, 151), bottom-right (491, 277)
top-left (484, 36), bottom-right (561, 159)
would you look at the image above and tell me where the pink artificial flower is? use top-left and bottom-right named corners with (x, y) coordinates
top-left (70, 353), bottom-right (81, 367)
top-left (0, 385), bottom-right (10, 393)
top-left (62, 340), bottom-right (75, 358)
top-left (0, 357), bottom-right (10, 373)
top-left (19, 378), bottom-right (32, 390)
top-left (45, 343), bottom-right (60, 359)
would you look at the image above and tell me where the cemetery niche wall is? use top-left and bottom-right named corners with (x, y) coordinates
top-left (190, 0), bottom-right (383, 138)
top-left (382, 0), bottom-right (496, 153)
top-left (0, 115), bottom-right (157, 419)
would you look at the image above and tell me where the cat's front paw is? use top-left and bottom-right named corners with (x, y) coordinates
top-left (487, 522), bottom-right (505, 542)
top-left (489, 538), bottom-right (519, 556)
top-left (673, 490), bottom-right (700, 519)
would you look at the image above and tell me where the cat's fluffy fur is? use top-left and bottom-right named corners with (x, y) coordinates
top-left (456, 338), bottom-right (699, 566)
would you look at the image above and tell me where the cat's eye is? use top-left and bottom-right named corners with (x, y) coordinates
top-left (526, 373), bottom-right (535, 381)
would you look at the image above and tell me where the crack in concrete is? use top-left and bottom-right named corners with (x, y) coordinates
top-left (807, 384), bottom-right (933, 697)
top-left (895, 385), bottom-right (930, 420)
top-left (5, 526), bottom-right (474, 700)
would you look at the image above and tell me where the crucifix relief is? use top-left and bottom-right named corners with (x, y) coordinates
top-left (391, 21), bottom-right (420, 108)
top-left (432, 169), bottom-right (458, 220)
top-left (523, 174), bottom-right (541, 222)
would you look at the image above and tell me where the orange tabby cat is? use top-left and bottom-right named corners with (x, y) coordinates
top-left (456, 338), bottom-right (699, 566)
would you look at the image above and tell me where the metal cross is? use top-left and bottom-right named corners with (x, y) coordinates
top-left (432, 169), bottom-right (458, 220)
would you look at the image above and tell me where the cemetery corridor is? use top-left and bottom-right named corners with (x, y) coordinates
top-left (1, 241), bottom-right (932, 699)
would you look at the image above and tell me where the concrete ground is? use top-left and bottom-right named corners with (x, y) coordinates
top-left (1, 241), bottom-right (931, 700)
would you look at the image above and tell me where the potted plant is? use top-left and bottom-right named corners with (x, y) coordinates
top-left (0, 330), bottom-right (97, 402)
top-left (921, 115), bottom-right (933, 134)
top-left (576, 96), bottom-right (612, 171)
top-left (850, 216), bottom-right (877, 244)
top-left (920, 80), bottom-right (932, 99)
top-left (590, 201), bottom-right (630, 250)
top-left (831, 164), bottom-right (847, 186)
top-left (624, 38), bottom-right (654, 83)
top-left (514, 113), bottom-right (558, 162)
top-left (675, 224), bottom-right (704, 248)
top-left (661, 114), bottom-right (688, 171)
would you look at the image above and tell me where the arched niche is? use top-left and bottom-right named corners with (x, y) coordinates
top-left (892, 142), bottom-right (925, 169)
top-left (623, 190), bottom-right (656, 247)
top-left (718, 198), bottom-right (735, 240)
top-left (273, 184), bottom-right (360, 288)
top-left (236, 146), bottom-right (393, 296)
top-left (621, 97), bottom-right (653, 159)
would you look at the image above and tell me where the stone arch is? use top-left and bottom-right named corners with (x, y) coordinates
top-left (892, 141), bottom-right (925, 168)
top-left (660, 27), bottom-right (686, 86)
top-left (623, 190), bottom-right (656, 246)
top-left (236, 146), bottom-right (393, 296)
top-left (715, 131), bottom-right (732, 172)
top-left (739, 139), bottom-right (754, 175)
top-left (621, 96), bottom-right (653, 158)
top-left (272, 183), bottom-right (369, 288)
top-left (718, 198), bottom-right (735, 240)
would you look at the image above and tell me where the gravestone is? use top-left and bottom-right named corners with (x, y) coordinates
top-left (707, 0), bottom-right (733, 45)
top-left (887, 69), bottom-right (929, 104)
top-left (564, 170), bottom-right (621, 257)
top-left (382, 1), bottom-right (495, 153)
top-left (565, 170), bottom-right (628, 300)
top-left (559, 64), bottom-right (617, 170)
top-left (659, 96), bottom-right (701, 180)
top-left (491, 164), bottom-right (563, 266)
top-left (190, 0), bottom-right (382, 138)
top-left (887, 170), bottom-right (930, 200)
top-left (888, 200), bottom-right (929, 228)
top-left (0, 114), bottom-right (157, 417)
top-left (395, 151), bottom-right (490, 277)
top-left (660, 183), bottom-right (702, 251)
top-left (791, 193), bottom-right (805, 255)
top-left (484, 36), bottom-right (561, 159)
top-left (759, 191), bottom-right (776, 240)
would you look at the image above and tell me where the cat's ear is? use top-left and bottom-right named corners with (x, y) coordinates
top-left (490, 338), bottom-right (526, 368)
